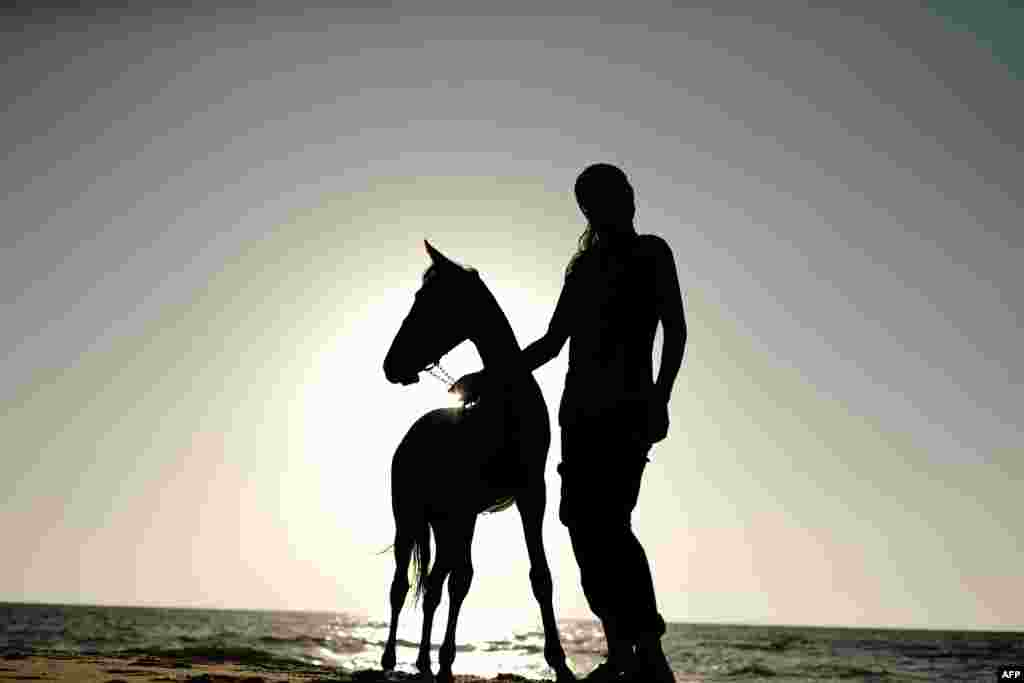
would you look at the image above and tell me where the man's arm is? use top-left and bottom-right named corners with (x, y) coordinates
top-left (519, 276), bottom-right (572, 373)
top-left (651, 236), bottom-right (686, 406)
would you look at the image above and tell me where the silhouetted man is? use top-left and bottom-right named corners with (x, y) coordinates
top-left (453, 163), bottom-right (686, 682)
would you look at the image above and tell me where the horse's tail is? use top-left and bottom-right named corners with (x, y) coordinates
top-left (392, 420), bottom-right (432, 606)
top-left (409, 511), bottom-right (431, 606)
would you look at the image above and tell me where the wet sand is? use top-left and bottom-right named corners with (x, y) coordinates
top-left (0, 652), bottom-right (548, 682)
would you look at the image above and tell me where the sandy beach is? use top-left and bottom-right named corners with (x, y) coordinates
top-left (0, 652), bottom-right (554, 683)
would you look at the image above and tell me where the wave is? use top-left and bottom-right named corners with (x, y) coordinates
top-left (797, 663), bottom-right (894, 679)
top-left (256, 635), bottom-right (330, 646)
top-left (124, 646), bottom-right (291, 666)
top-left (723, 663), bottom-right (779, 677)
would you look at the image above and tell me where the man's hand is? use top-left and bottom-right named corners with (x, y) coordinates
top-left (450, 370), bottom-right (486, 404)
top-left (647, 396), bottom-right (669, 444)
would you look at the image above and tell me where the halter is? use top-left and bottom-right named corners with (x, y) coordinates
top-left (425, 360), bottom-right (480, 408)
top-left (425, 361), bottom-right (457, 389)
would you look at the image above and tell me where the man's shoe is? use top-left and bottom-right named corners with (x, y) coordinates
top-left (583, 657), bottom-right (632, 682)
top-left (632, 646), bottom-right (675, 683)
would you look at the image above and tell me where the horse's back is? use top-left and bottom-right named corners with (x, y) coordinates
top-left (390, 381), bottom-right (549, 510)
top-left (395, 379), bottom-right (548, 458)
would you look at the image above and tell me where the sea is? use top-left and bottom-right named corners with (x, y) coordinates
top-left (1, 603), bottom-right (1020, 682)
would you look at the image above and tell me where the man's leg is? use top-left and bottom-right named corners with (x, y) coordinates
top-left (618, 526), bottom-right (672, 681)
top-left (607, 442), bottom-right (672, 682)
top-left (559, 428), bottom-right (632, 678)
top-left (566, 523), bottom-right (632, 660)
top-left (600, 448), bottom-right (659, 638)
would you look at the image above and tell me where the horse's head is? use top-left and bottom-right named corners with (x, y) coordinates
top-left (383, 240), bottom-right (481, 386)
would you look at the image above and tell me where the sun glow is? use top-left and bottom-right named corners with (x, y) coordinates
top-left (281, 176), bottom-right (574, 616)
top-left (378, 609), bottom-right (548, 679)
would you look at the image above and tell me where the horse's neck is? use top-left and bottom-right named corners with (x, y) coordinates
top-left (468, 288), bottom-right (522, 374)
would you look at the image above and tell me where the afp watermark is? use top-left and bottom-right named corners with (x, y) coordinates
top-left (998, 668), bottom-right (1023, 680)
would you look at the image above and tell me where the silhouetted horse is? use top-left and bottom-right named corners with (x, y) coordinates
top-left (382, 241), bottom-right (575, 683)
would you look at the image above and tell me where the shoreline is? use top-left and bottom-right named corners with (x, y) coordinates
top-left (0, 652), bottom-right (554, 682)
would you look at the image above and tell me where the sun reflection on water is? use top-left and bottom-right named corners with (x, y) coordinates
top-left (343, 614), bottom-right (607, 680)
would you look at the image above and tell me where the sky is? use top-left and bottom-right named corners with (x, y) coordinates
top-left (2, 2), bottom-right (1020, 632)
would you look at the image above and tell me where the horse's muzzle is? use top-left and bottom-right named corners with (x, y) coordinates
top-left (383, 357), bottom-right (420, 385)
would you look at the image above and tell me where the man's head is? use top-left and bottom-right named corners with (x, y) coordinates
top-left (574, 163), bottom-right (636, 233)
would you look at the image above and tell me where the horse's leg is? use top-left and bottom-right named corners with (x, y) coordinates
top-left (382, 526), bottom-right (413, 671)
top-left (416, 520), bottom-right (451, 680)
top-left (437, 514), bottom-right (476, 683)
top-left (517, 482), bottom-right (576, 682)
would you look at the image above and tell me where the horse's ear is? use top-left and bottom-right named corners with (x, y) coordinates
top-left (424, 239), bottom-right (439, 262)
top-left (424, 240), bottom-right (450, 267)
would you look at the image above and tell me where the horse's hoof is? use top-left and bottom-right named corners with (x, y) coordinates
top-left (381, 651), bottom-right (396, 671)
top-left (436, 670), bottom-right (454, 683)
